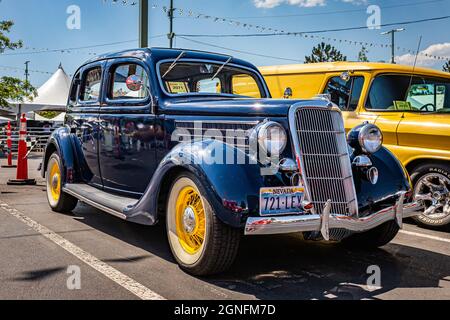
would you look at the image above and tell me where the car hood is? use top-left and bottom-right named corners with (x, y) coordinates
top-left (161, 98), bottom-right (331, 117)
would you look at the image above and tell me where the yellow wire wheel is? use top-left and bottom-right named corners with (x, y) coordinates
top-left (167, 176), bottom-right (208, 266)
top-left (46, 156), bottom-right (62, 207)
top-left (49, 162), bottom-right (61, 201)
top-left (175, 186), bottom-right (206, 254)
top-left (167, 174), bottom-right (241, 275)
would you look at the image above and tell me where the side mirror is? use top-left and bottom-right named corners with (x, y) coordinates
top-left (340, 71), bottom-right (351, 82)
top-left (125, 75), bottom-right (143, 91)
top-left (283, 87), bottom-right (293, 99)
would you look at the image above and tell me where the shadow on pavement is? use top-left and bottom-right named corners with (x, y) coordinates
top-left (70, 202), bottom-right (449, 300)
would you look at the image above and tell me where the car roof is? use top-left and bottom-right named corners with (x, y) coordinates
top-left (259, 61), bottom-right (450, 78)
top-left (81, 47), bottom-right (258, 71)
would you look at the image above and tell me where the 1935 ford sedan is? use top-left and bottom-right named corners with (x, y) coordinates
top-left (42, 48), bottom-right (421, 275)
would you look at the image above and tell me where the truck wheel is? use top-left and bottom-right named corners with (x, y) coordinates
top-left (411, 163), bottom-right (450, 227)
top-left (46, 153), bottom-right (78, 213)
top-left (166, 173), bottom-right (240, 276)
top-left (342, 220), bottom-right (399, 249)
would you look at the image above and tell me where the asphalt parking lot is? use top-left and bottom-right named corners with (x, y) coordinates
top-left (0, 156), bottom-right (449, 300)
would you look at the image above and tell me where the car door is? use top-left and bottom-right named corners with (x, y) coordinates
top-left (66, 63), bottom-right (104, 187)
top-left (98, 58), bottom-right (156, 197)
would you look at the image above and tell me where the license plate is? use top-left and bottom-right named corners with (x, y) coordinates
top-left (260, 187), bottom-right (305, 216)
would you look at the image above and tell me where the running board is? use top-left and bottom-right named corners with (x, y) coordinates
top-left (63, 183), bottom-right (138, 220)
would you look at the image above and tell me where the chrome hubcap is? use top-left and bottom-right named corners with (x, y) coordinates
top-left (182, 206), bottom-right (197, 234)
top-left (51, 175), bottom-right (59, 190)
top-left (414, 173), bottom-right (450, 219)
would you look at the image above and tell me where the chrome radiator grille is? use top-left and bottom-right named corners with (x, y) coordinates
top-left (293, 107), bottom-right (357, 216)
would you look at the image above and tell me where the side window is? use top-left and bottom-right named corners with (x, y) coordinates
top-left (323, 76), bottom-right (364, 111)
top-left (79, 67), bottom-right (102, 102)
top-left (366, 75), bottom-right (411, 110)
top-left (69, 72), bottom-right (81, 104)
top-left (109, 63), bottom-right (149, 100)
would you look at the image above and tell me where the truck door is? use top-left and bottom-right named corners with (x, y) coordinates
top-left (398, 75), bottom-right (450, 152)
top-left (365, 74), bottom-right (407, 147)
top-left (98, 59), bottom-right (156, 197)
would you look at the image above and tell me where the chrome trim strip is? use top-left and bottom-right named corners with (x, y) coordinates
top-left (63, 187), bottom-right (128, 220)
top-left (245, 195), bottom-right (422, 236)
top-left (175, 120), bottom-right (260, 125)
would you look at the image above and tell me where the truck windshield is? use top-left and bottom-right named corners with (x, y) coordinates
top-left (158, 61), bottom-right (265, 98)
top-left (366, 74), bottom-right (450, 113)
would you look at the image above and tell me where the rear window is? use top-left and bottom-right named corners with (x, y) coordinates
top-left (79, 67), bottom-right (102, 102)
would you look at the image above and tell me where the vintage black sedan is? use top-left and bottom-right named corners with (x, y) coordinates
top-left (42, 48), bottom-right (421, 275)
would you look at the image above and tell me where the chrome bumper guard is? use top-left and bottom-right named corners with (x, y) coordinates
top-left (245, 192), bottom-right (422, 237)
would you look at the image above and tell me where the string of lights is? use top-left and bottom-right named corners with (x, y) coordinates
top-left (101, 1), bottom-right (448, 62)
top-left (220, 0), bottom-right (449, 19)
top-left (177, 36), bottom-right (302, 63)
top-left (0, 36), bottom-right (165, 56)
top-left (0, 65), bottom-right (66, 76)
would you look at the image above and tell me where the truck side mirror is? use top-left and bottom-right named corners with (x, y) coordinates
top-left (283, 87), bottom-right (293, 99)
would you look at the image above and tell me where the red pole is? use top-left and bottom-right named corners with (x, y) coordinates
top-left (1, 121), bottom-right (17, 168)
top-left (7, 121), bottom-right (13, 166)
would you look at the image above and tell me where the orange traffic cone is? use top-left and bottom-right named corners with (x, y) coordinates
top-left (1, 121), bottom-right (17, 168)
top-left (7, 114), bottom-right (36, 185)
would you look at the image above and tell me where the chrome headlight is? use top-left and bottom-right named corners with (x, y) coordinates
top-left (358, 123), bottom-right (383, 154)
top-left (254, 121), bottom-right (287, 156)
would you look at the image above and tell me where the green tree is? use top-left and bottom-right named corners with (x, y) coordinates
top-left (0, 20), bottom-right (36, 107)
top-left (358, 46), bottom-right (369, 62)
top-left (443, 60), bottom-right (450, 73)
top-left (304, 42), bottom-right (347, 63)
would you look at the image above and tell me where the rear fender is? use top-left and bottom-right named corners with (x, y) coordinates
top-left (42, 126), bottom-right (80, 183)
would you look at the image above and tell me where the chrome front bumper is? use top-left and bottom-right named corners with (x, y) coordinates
top-left (245, 192), bottom-right (422, 238)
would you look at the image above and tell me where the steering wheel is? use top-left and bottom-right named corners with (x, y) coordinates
top-left (420, 103), bottom-right (436, 112)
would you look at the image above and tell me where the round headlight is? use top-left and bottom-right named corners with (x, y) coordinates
top-left (358, 123), bottom-right (383, 154)
top-left (257, 121), bottom-right (287, 156)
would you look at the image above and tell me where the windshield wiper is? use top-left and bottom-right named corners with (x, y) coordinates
top-left (210, 56), bottom-right (232, 80)
top-left (162, 51), bottom-right (186, 78)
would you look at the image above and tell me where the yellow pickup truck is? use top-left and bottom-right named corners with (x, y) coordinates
top-left (260, 62), bottom-right (450, 227)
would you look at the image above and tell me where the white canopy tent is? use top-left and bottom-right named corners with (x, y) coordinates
top-left (1, 64), bottom-right (71, 119)
top-left (34, 112), bottom-right (65, 122)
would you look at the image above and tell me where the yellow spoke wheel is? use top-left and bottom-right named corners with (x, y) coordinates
top-left (49, 161), bottom-right (61, 202)
top-left (175, 186), bottom-right (206, 254)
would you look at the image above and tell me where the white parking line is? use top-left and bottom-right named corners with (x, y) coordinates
top-left (400, 230), bottom-right (450, 244)
top-left (0, 202), bottom-right (165, 300)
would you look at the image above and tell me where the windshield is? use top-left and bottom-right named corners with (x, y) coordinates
top-left (159, 61), bottom-right (266, 98)
top-left (366, 74), bottom-right (450, 113)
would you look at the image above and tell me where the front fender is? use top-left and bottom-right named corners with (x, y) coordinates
top-left (352, 146), bottom-right (413, 216)
top-left (125, 140), bottom-right (284, 228)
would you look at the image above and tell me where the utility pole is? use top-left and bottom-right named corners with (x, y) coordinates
top-left (139, 0), bottom-right (149, 48)
top-left (168, 0), bottom-right (175, 48)
top-left (381, 28), bottom-right (405, 64)
top-left (24, 61), bottom-right (30, 84)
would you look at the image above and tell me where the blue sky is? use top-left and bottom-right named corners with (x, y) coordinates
top-left (1, 0), bottom-right (449, 87)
